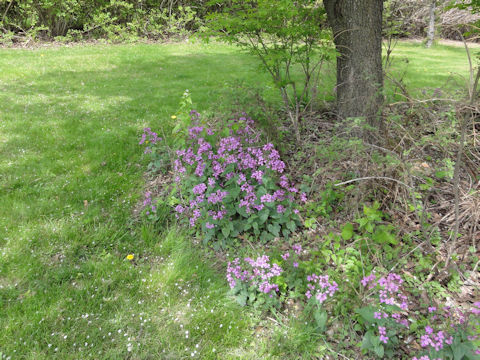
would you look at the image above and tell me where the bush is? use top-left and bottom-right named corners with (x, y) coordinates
top-left (0, 0), bottom-right (206, 42)
top-left (172, 115), bottom-right (305, 247)
top-left (205, 0), bottom-right (334, 142)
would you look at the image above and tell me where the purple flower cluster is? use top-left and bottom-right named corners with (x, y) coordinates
top-left (412, 356), bottom-right (442, 360)
top-left (139, 127), bottom-right (162, 154)
top-left (361, 272), bottom-right (410, 348)
top-left (414, 303), bottom-right (480, 357)
top-left (226, 255), bottom-right (283, 296)
top-left (362, 272), bottom-right (409, 312)
top-left (305, 274), bottom-right (338, 304)
top-left (173, 116), bottom-right (302, 232)
top-left (378, 326), bottom-right (388, 344)
top-left (281, 244), bottom-right (302, 268)
top-left (142, 191), bottom-right (156, 215)
top-left (361, 273), bottom-right (479, 357)
top-left (420, 326), bottom-right (453, 351)
top-left (472, 301), bottom-right (480, 315)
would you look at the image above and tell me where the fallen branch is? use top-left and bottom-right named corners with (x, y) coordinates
top-left (334, 176), bottom-right (412, 189)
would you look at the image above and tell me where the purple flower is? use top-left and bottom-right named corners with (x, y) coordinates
top-left (227, 255), bottom-right (283, 296)
top-left (192, 183), bottom-right (207, 195)
top-left (175, 205), bottom-right (185, 213)
top-left (361, 274), bottom-right (376, 287)
top-left (260, 194), bottom-right (273, 203)
top-left (292, 244), bottom-right (302, 255)
top-left (207, 189), bottom-right (228, 204)
top-left (306, 273), bottom-right (338, 304)
top-left (251, 170), bottom-right (263, 182)
top-left (472, 302), bottom-right (480, 315)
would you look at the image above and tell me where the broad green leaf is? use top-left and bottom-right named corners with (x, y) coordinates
top-left (373, 229), bottom-right (398, 245)
top-left (341, 223), bottom-right (354, 240)
top-left (260, 231), bottom-right (273, 243)
top-left (221, 225), bottom-right (231, 238)
top-left (356, 306), bottom-right (377, 324)
top-left (235, 293), bottom-right (247, 306)
top-left (314, 309), bottom-right (328, 331)
top-left (373, 345), bottom-right (384, 358)
top-left (258, 209), bottom-right (270, 224)
top-left (286, 220), bottom-right (296, 232)
top-left (267, 223), bottom-right (280, 237)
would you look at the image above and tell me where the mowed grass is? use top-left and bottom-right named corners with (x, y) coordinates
top-left (0, 40), bottom-right (473, 359)
top-left (385, 40), bottom-right (474, 98)
top-left (0, 42), bottom-right (272, 360)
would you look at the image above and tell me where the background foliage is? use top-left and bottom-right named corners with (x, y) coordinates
top-left (0, 0), bottom-right (214, 41)
top-left (1, 0), bottom-right (480, 43)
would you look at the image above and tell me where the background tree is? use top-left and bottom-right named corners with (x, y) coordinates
top-left (425, 0), bottom-right (437, 48)
top-left (323, 0), bottom-right (384, 134)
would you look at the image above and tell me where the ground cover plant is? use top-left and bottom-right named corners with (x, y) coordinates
top-left (1, 40), bottom-right (479, 359)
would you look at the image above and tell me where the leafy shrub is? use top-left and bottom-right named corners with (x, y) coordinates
top-left (0, 0), bottom-right (206, 42)
top-left (206, 0), bottom-right (334, 142)
top-left (173, 115), bottom-right (304, 247)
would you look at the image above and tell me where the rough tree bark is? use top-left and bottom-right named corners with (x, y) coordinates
top-left (426, 0), bottom-right (436, 48)
top-left (324, 0), bottom-right (384, 131)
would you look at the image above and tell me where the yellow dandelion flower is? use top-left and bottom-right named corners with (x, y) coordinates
top-left (126, 254), bottom-right (134, 261)
top-left (171, 115), bottom-right (177, 119)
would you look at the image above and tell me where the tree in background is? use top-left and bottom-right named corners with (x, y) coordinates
top-left (206, 0), bottom-right (333, 143)
top-left (425, 0), bottom-right (437, 48)
top-left (323, 0), bottom-right (384, 137)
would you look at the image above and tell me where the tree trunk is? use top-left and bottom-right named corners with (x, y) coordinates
top-left (324, 0), bottom-right (384, 132)
top-left (426, 0), bottom-right (436, 48)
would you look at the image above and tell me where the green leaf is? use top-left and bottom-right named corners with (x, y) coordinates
top-left (286, 220), bottom-right (296, 232)
top-left (341, 223), bottom-right (354, 240)
top-left (237, 205), bottom-right (248, 218)
top-left (373, 345), bottom-right (384, 358)
top-left (236, 293), bottom-right (247, 306)
top-left (172, 123), bottom-right (182, 134)
top-left (267, 223), bottom-right (280, 237)
top-left (361, 331), bottom-right (374, 350)
top-left (252, 222), bottom-right (260, 236)
top-left (228, 187), bottom-right (241, 199)
top-left (356, 306), bottom-right (377, 324)
top-left (221, 224), bottom-right (231, 238)
top-left (314, 309), bottom-right (328, 331)
top-left (304, 217), bottom-right (317, 229)
top-left (453, 343), bottom-right (468, 360)
top-left (258, 209), bottom-right (270, 224)
top-left (260, 231), bottom-right (273, 243)
top-left (372, 229), bottom-right (398, 245)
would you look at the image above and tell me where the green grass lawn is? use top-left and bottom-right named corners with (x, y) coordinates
top-left (385, 40), bottom-right (473, 98)
top-left (0, 40), bottom-right (474, 359)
